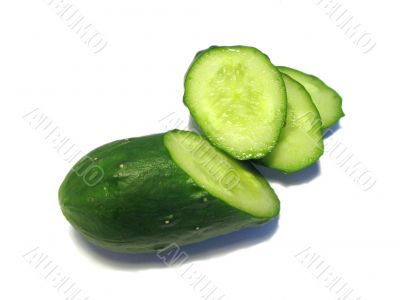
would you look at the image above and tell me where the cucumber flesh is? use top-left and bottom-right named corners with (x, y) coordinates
top-left (165, 130), bottom-right (279, 218)
top-left (278, 66), bottom-right (344, 129)
top-left (258, 74), bottom-right (324, 173)
top-left (184, 46), bottom-right (287, 160)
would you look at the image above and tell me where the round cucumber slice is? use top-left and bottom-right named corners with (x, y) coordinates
top-left (258, 74), bottom-right (324, 173)
top-left (184, 46), bottom-right (287, 160)
top-left (278, 66), bottom-right (344, 129)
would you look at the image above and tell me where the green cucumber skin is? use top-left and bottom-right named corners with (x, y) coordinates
top-left (183, 46), bottom-right (287, 160)
top-left (59, 131), bottom-right (277, 253)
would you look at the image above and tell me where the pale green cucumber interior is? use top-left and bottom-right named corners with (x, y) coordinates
top-left (278, 66), bottom-right (344, 129)
top-left (261, 74), bottom-right (324, 173)
top-left (164, 130), bottom-right (279, 218)
top-left (185, 46), bottom-right (286, 160)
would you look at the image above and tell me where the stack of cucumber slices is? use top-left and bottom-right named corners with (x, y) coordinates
top-left (59, 46), bottom-right (344, 253)
top-left (184, 46), bottom-right (344, 172)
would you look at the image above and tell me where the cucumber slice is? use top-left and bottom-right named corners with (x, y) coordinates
top-left (278, 66), bottom-right (344, 129)
top-left (184, 46), bottom-right (287, 160)
top-left (258, 74), bottom-right (324, 173)
top-left (59, 130), bottom-right (279, 253)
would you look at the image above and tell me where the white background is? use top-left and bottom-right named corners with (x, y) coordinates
top-left (1, 0), bottom-right (399, 299)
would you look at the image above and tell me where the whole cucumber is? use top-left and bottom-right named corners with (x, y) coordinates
top-left (59, 130), bottom-right (279, 253)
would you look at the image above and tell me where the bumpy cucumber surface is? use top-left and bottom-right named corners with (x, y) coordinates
top-left (258, 74), bottom-right (324, 173)
top-left (59, 130), bottom-right (279, 253)
top-left (278, 66), bottom-right (344, 129)
top-left (184, 46), bottom-right (287, 160)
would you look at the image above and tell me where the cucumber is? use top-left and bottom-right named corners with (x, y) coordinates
top-left (184, 46), bottom-right (287, 160)
top-left (258, 74), bottom-right (324, 173)
top-left (59, 130), bottom-right (279, 253)
top-left (278, 66), bottom-right (344, 129)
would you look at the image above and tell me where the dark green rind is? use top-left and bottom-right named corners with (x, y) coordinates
top-left (278, 66), bottom-right (344, 129)
top-left (59, 130), bottom-right (279, 253)
top-left (183, 46), bottom-right (287, 160)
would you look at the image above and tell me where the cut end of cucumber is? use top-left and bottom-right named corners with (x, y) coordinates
top-left (184, 46), bottom-right (287, 160)
top-left (164, 130), bottom-right (280, 219)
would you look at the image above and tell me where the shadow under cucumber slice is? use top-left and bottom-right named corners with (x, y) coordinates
top-left (184, 46), bottom-right (287, 160)
top-left (278, 66), bottom-right (344, 129)
top-left (257, 74), bottom-right (324, 173)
